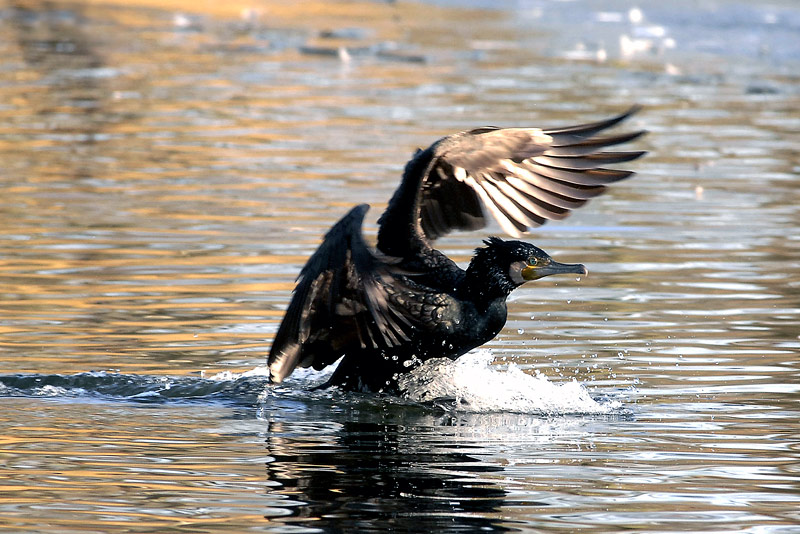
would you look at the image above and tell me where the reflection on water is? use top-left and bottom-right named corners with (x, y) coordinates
top-left (1, 0), bottom-right (800, 532)
top-left (265, 415), bottom-right (512, 532)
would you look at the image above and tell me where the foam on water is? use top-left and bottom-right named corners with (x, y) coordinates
top-left (398, 350), bottom-right (621, 415)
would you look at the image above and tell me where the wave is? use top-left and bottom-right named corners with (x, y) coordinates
top-left (0, 351), bottom-right (625, 415)
top-left (0, 368), bottom-right (270, 406)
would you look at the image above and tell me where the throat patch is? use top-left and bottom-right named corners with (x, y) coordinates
top-left (509, 261), bottom-right (527, 285)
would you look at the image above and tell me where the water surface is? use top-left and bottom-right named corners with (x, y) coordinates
top-left (1, 0), bottom-right (799, 532)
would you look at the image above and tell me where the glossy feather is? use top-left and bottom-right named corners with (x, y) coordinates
top-left (268, 108), bottom-right (645, 391)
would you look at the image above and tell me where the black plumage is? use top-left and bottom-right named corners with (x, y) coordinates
top-left (268, 107), bottom-right (646, 392)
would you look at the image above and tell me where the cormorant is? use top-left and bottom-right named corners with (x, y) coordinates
top-left (268, 107), bottom-right (646, 392)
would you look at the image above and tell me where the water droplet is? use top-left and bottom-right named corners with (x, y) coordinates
top-left (517, 328), bottom-right (525, 334)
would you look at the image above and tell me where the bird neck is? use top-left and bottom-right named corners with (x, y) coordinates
top-left (459, 255), bottom-right (517, 307)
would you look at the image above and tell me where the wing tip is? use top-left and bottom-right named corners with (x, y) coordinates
top-left (622, 103), bottom-right (643, 117)
top-left (267, 352), bottom-right (286, 384)
top-left (545, 105), bottom-right (646, 139)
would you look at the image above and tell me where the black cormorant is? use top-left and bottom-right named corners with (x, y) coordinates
top-left (268, 107), bottom-right (646, 392)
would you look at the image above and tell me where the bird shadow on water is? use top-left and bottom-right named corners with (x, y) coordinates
top-left (263, 415), bottom-right (518, 532)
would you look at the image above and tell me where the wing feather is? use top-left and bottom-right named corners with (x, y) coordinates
top-left (463, 175), bottom-right (527, 236)
top-left (268, 205), bottom-right (416, 383)
top-left (377, 106), bottom-right (646, 249)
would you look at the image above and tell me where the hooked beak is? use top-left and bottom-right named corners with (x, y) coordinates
top-left (521, 260), bottom-right (588, 281)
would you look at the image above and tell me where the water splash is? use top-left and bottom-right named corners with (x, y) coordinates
top-left (397, 351), bottom-right (621, 415)
top-left (0, 355), bottom-right (623, 416)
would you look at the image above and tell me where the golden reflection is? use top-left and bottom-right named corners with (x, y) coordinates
top-left (1, 0), bottom-right (799, 531)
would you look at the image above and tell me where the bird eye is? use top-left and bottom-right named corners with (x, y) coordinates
top-left (528, 257), bottom-right (539, 266)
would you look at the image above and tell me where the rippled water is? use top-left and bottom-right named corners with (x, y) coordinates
top-left (1, 0), bottom-right (799, 532)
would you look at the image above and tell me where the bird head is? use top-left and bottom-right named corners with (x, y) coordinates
top-left (471, 237), bottom-right (588, 294)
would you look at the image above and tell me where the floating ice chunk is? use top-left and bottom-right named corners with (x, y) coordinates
top-left (633, 25), bottom-right (667, 39)
top-left (620, 34), bottom-right (654, 58)
top-left (596, 11), bottom-right (624, 23)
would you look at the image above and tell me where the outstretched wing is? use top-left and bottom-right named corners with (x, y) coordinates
top-left (268, 204), bottom-right (417, 384)
top-left (377, 107), bottom-right (646, 255)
